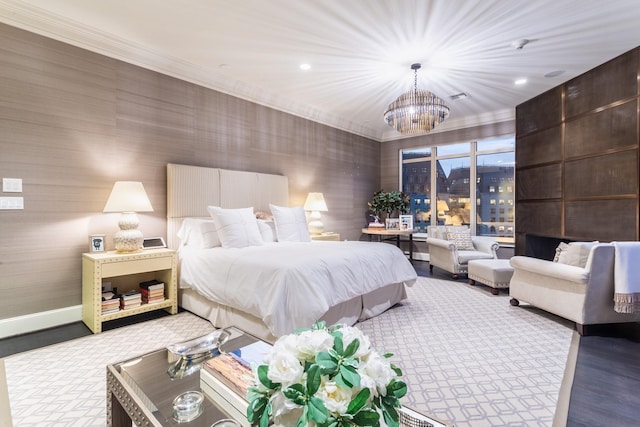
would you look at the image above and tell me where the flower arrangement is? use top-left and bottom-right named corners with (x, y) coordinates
top-left (246, 322), bottom-right (407, 427)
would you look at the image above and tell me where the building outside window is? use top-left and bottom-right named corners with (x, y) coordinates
top-left (401, 135), bottom-right (515, 243)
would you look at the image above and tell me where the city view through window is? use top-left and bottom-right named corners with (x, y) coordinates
top-left (401, 136), bottom-right (515, 243)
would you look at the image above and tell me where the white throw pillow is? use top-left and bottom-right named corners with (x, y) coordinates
top-left (445, 226), bottom-right (474, 250)
top-left (269, 204), bottom-right (311, 242)
top-left (207, 206), bottom-right (263, 248)
top-left (177, 217), bottom-right (220, 248)
top-left (257, 219), bottom-right (277, 243)
top-left (556, 241), bottom-right (599, 268)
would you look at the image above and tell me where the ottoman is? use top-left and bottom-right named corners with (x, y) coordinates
top-left (468, 259), bottom-right (514, 295)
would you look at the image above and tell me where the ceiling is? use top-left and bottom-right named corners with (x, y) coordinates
top-left (2, 0), bottom-right (640, 142)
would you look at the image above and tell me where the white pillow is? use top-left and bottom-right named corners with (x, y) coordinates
top-left (257, 219), bottom-right (277, 243)
top-left (207, 206), bottom-right (263, 248)
top-left (177, 218), bottom-right (220, 248)
top-left (269, 204), bottom-right (311, 242)
top-left (556, 241), bottom-right (599, 268)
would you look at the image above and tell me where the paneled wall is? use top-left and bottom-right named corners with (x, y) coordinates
top-left (0, 23), bottom-right (380, 322)
top-left (515, 47), bottom-right (639, 255)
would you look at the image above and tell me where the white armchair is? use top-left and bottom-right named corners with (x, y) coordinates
top-left (509, 243), bottom-right (640, 335)
top-left (426, 226), bottom-right (499, 279)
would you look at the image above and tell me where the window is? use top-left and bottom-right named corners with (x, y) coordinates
top-left (401, 136), bottom-right (515, 243)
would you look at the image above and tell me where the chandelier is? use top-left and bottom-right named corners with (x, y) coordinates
top-left (384, 63), bottom-right (450, 135)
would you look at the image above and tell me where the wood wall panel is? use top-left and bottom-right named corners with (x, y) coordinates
top-left (515, 164), bottom-right (562, 200)
top-left (0, 23), bottom-right (380, 322)
top-left (565, 200), bottom-right (638, 241)
top-left (565, 151), bottom-right (638, 198)
top-left (515, 86), bottom-right (563, 135)
top-left (515, 126), bottom-right (562, 168)
top-left (565, 101), bottom-right (638, 158)
top-left (515, 201), bottom-right (562, 237)
top-left (565, 49), bottom-right (638, 119)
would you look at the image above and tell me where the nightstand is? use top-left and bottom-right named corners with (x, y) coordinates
top-left (82, 248), bottom-right (178, 333)
top-left (311, 232), bottom-right (341, 241)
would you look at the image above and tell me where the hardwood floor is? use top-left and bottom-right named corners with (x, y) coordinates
top-left (1, 261), bottom-right (639, 426)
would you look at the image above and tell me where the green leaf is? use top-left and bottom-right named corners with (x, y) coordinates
top-left (390, 363), bottom-right (402, 376)
top-left (257, 365), bottom-right (279, 389)
top-left (296, 406), bottom-right (308, 427)
top-left (247, 396), bottom-right (269, 424)
top-left (316, 352), bottom-right (339, 373)
top-left (306, 364), bottom-right (322, 395)
top-left (284, 383), bottom-right (306, 405)
top-left (259, 403), bottom-right (271, 427)
top-left (339, 364), bottom-right (361, 388)
top-left (308, 396), bottom-right (329, 424)
top-left (346, 388), bottom-right (370, 414)
top-left (388, 380), bottom-right (407, 399)
top-left (333, 333), bottom-right (344, 354)
top-left (383, 352), bottom-right (394, 358)
top-left (343, 338), bottom-right (360, 358)
top-left (352, 408), bottom-right (381, 426)
top-left (382, 404), bottom-right (399, 427)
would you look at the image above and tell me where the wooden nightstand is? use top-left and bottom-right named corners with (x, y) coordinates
top-left (82, 248), bottom-right (178, 333)
top-left (311, 232), bottom-right (341, 241)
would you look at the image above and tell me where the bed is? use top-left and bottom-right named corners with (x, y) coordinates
top-left (167, 163), bottom-right (417, 342)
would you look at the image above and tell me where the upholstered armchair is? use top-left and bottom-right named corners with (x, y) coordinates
top-left (509, 242), bottom-right (640, 335)
top-left (426, 226), bottom-right (499, 279)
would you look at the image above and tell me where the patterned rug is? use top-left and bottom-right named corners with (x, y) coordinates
top-left (4, 277), bottom-right (574, 426)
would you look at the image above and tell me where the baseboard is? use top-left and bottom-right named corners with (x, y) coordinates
top-left (0, 305), bottom-right (82, 339)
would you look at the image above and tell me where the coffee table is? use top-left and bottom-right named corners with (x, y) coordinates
top-left (106, 327), bottom-right (259, 427)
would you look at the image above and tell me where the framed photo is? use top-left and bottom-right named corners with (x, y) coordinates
top-left (385, 218), bottom-right (400, 230)
top-left (89, 234), bottom-right (106, 253)
top-left (399, 214), bottom-right (414, 230)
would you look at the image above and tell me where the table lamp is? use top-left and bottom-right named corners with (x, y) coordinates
top-left (103, 181), bottom-right (154, 253)
top-left (303, 192), bottom-right (328, 235)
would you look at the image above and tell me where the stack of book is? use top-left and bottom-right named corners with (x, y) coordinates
top-left (101, 291), bottom-right (120, 315)
top-left (140, 279), bottom-right (165, 304)
top-left (120, 290), bottom-right (142, 310)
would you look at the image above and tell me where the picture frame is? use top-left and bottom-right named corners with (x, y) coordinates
top-left (385, 218), bottom-right (400, 230)
top-left (399, 214), bottom-right (414, 230)
top-left (89, 234), bottom-right (106, 253)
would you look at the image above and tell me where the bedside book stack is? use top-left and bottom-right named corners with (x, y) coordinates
top-left (101, 292), bottom-right (120, 314)
top-left (119, 290), bottom-right (142, 310)
top-left (139, 279), bottom-right (165, 304)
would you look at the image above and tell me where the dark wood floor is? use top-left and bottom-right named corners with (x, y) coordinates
top-left (2, 261), bottom-right (640, 426)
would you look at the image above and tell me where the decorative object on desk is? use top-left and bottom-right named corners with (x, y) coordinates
top-left (367, 213), bottom-right (385, 228)
top-left (303, 192), bottom-right (328, 235)
top-left (385, 218), bottom-right (400, 230)
top-left (368, 190), bottom-right (410, 221)
top-left (399, 215), bottom-right (414, 231)
top-left (211, 419), bottom-right (241, 427)
top-left (166, 328), bottom-right (231, 379)
top-left (172, 390), bottom-right (204, 423)
top-left (246, 321), bottom-right (407, 427)
top-left (103, 181), bottom-right (153, 253)
top-left (383, 63), bottom-right (449, 135)
top-left (142, 236), bottom-right (166, 249)
top-left (89, 234), bottom-right (105, 252)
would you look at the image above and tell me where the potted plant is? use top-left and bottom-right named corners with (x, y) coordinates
top-left (368, 190), bottom-right (410, 221)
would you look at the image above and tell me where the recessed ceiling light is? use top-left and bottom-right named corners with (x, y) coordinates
top-left (450, 92), bottom-right (468, 101)
top-left (514, 78), bottom-right (527, 85)
top-left (219, 63), bottom-right (231, 69)
top-left (544, 70), bottom-right (565, 78)
top-left (299, 63), bottom-right (311, 71)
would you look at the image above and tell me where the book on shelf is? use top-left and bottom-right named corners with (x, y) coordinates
top-left (139, 279), bottom-right (165, 291)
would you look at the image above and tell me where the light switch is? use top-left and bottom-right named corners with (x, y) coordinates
top-left (3, 178), bottom-right (22, 193)
top-left (0, 197), bottom-right (24, 209)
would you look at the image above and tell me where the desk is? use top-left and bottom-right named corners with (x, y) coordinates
top-left (361, 228), bottom-right (414, 260)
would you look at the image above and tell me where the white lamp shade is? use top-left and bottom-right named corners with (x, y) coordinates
top-left (103, 181), bottom-right (153, 213)
top-left (303, 192), bottom-right (328, 212)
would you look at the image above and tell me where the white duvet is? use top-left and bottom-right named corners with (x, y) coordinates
top-left (178, 240), bottom-right (417, 336)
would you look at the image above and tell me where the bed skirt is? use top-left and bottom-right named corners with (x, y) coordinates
top-left (179, 282), bottom-right (408, 343)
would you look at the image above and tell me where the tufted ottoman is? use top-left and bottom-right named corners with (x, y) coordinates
top-left (468, 258), bottom-right (514, 295)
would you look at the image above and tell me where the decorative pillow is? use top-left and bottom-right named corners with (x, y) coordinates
top-left (269, 204), bottom-right (311, 242)
top-left (207, 206), bottom-right (263, 248)
top-left (445, 227), bottom-right (474, 251)
top-left (257, 219), bottom-right (277, 243)
top-left (556, 241), bottom-right (599, 268)
top-left (553, 242), bottom-right (569, 263)
top-left (177, 217), bottom-right (220, 248)
top-left (254, 210), bottom-right (273, 221)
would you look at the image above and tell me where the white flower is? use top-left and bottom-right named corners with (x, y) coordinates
top-left (316, 380), bottom-right (354, 414)
top-left (266, 350), bottom-right (304, 386)
top-left (295, 329), bottom-right (334, 362)
top-left (340, 325), bottom-right (372, 359)
top-left (270, 390), bottom-right (303, 425)
top-left (358, 351), bottom-right (395, 396)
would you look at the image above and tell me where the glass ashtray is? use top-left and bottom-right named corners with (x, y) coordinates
top-left (173, 390), bottom-right (204, 423)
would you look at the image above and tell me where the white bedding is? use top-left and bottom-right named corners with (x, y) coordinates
top-left (178, 240), bottom-right (417, 337)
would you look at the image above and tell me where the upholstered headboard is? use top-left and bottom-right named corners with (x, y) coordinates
top-left (166, 163), bottom-right (289, 249)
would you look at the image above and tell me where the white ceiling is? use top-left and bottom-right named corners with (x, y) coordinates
top-left (2, 0), bottom-right (640, 141)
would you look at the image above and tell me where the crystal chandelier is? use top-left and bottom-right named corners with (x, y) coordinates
top-left (384, 63), bottom-right (450, 135)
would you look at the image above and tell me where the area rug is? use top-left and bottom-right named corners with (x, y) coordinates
top-left (3, 277), bottom-right (574, 426)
